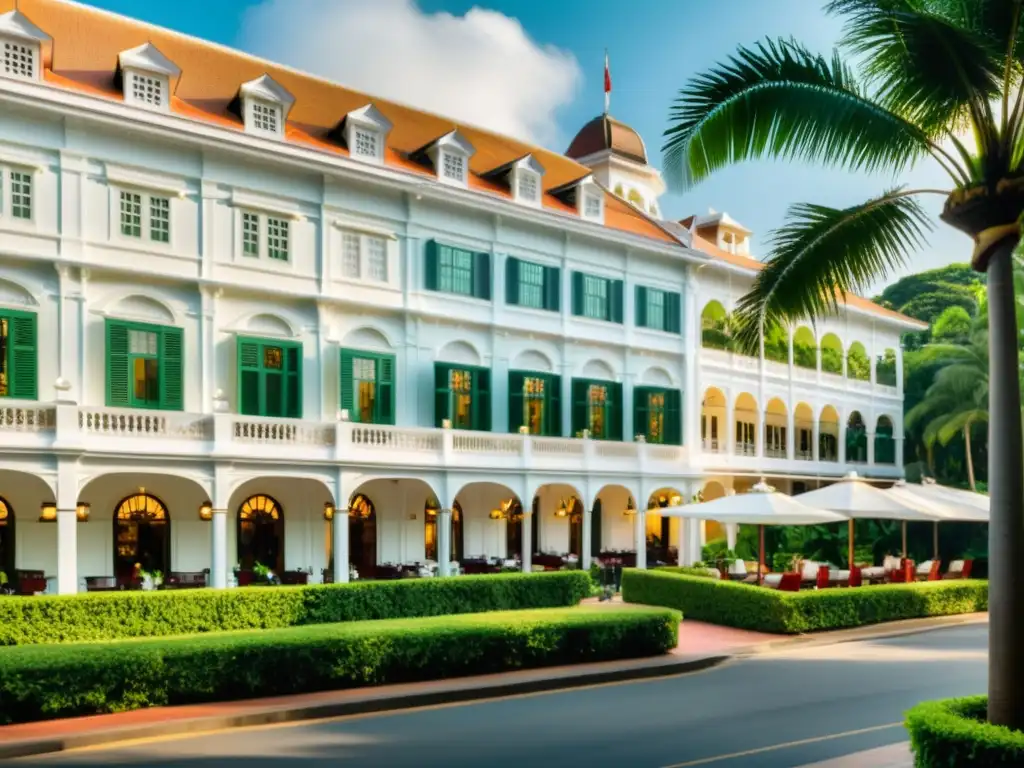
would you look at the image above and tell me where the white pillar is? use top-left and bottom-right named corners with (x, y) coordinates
top-left (634, 508), bottom-right (647, 569)
top-left (211, 509), bottom-right (228, 589)
top-left (56, 508), bottom-right (78, 595)
top-left (786, 410), bottom-right (795, 460)
top-left (521, 511), bottom-right (533, 573)
top-left (896, 436), bottom-right (905, 470)
top-left (333, 509), bottom-right (350, 583)
top-left (581, 506), bottom-right (592, 569)
top-left (438, 508), bottom-right (452, 576)
top-left (726, 523), bottom-right (739, 551)
top-left (812, 419), bottom-right (820, 462)
top-left (867, 431), bottom-right (876, 465)
top-left (677, 525), bottom-right (686, 566)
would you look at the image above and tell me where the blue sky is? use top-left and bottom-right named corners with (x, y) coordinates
top-left (81, 0), bottom-right (970, 290)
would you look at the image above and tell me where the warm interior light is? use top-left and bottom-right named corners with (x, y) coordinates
top-left (623, 497), bottom-right (636, 516)
top-left (76, 502), bottom-right (91, 522)
top-left (554, 499), bottom-right (569, 518)
top-left (39, 502), bottom-right (56, 523)
top-left (198, 500), bottom-right (213, 521)
top-left (489, 508), bottom-right (504, 520)
top-left (323, 502), bottom-right (335, 521)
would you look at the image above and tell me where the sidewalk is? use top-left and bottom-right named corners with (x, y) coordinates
top-left (799, 742), bottom-right (912, 767)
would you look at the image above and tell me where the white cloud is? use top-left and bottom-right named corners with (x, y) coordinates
top-left (238, 0), bottom-right (581, 147)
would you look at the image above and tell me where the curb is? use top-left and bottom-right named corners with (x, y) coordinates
top-left (0, 654), bottom-right (729, 760)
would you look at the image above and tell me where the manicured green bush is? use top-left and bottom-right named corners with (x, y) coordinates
top-left (906, 696), bottom-right (1024, 766)
top-left (653, 566), bottom-right (719, 579)
top-left (622, 569), bottom-right (987, 634)
top-left (0, 571), bottom-right (592, 646)
top-left (0, 606), bottom-right (680, 724)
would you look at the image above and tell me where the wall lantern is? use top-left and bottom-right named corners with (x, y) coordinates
top-left (76, 502), bottom-right (91, 522)
top-left (199, 500), bottom-right (213, 521)
top-left (39, 502), bottom-right (57, 523)
top-left (488, 508), bottom-right (504, 520)
top-left (323, 502), bottom-right (335, 521)
top-left (623, 497), bottom-right (636, 517)
top-left (554, 499), bottom-right (569, 518)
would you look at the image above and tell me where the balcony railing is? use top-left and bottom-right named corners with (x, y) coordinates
top-left (765, 447), bottom-right (787, 459)
top-left (0, 403), bottom-right (55, 432)
top-left (735, 442), bottom-right (756, 457)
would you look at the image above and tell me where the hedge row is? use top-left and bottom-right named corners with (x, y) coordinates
top-left (621, 570), bottom-right (987, 634)
top-left (0, 606), bottom-right (680, 724)
top-left (906, 696), bottom-right (1024, 766)
top-left (652, 566), bottom-right (719, 579)
top-left (0, 572), bottom-right (592, 646)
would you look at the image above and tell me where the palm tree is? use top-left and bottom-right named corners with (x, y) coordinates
top-left (906, 331), bottom-right (990, 489)
top-left (663, 1), bottom-right (1024, 727)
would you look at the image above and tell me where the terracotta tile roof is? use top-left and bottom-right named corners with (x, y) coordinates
top-left (690, 234), bottom-right (927, 328)
top-left (8, 0), bottom-right (679, 245)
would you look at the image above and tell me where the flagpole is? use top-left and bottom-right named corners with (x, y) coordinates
top-left (603, 49), bottom-right (610, 115)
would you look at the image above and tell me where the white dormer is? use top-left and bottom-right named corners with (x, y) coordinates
top-left (118, 43), bottom-right (180, 112)
top-left (238, 74), bottom-right (295, 140)
top-left (340, 104), bottom-right (392, 164)
top-left (0, 10), bottom-right (50, 83)
top-left (550, 174), bottom-right (604, 224)
top-left (510, 155), bottom-right (545, 207)
top-left (419, 130), bottom-right (474, 187)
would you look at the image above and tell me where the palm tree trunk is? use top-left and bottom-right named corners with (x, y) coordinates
top-left (986, 239), bottom-right (1024, 729)
top-left (963, 423), bottom-right (976, 492)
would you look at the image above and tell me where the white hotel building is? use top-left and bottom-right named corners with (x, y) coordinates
top-left (0, 1), bottom-right (925, 594)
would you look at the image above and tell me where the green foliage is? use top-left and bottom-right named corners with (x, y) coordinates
top-left (772, 552), bottom-right (801, 573)
top-left (0, 572), bottom-right (592, 646)
top-left (875, 265), bottom-right (983, 313)
top-left (847, 344), bottom-right (871, 380)
top-left (933, 306), bottom-right (973, 342)
top-left (652, 566), bottom-right (719, 579)
top-left (821, 345), bottom-right (843, 374)
top-left (876, 348), bottom-right (898, 386)
top-left (0, 607), bottom-right (680, 725)
top-left (906, 696), bottom-right (1024, 766)
top-left (622, 570), bottom-right (988, 634)
top-left (764, 322), bottom-right (789, 363)
top-left (793, 341), bottom-right (817, 369)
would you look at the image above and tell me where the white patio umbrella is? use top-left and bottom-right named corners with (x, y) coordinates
top-left (796, 472), bottom-right (942, 567)
top-left (660, 479), bottom-right (846, 584)
top-left (888, 479), bottom-right (988, 560)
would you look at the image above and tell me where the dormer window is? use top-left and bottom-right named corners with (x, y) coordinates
top-left (517, 172), bottom-right (538, 203)
top-left (411, 130), bottom-right (475, 188)
top-left (442, 152), bottom-right (466, 183)
top-left (0, 10), bottom-right (50, 83)
top-left (550, 174), bottom-right (604, 224)
top-left (332, 104), bottom-right (392, 165)
top-left (129, 72), bottom-right (164, 108)
top-left (353, 128), bottom-right (378, 159)
top-left (118, 43), bottom-right (179, 113)
top-left (236, 74), bottom-right (295, 140)
top-left (483, 154), bottom-right (545, 208)
top-left (584, 192), bottom-right (603, 220)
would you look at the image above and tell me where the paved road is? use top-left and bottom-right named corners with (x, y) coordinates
top-left (22, 625), bottom-right (986, 768)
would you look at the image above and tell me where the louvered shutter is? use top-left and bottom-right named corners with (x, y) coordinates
top-left (474, 367), bottom-right (491, 431)
top-left (666, 292), bottom-right (681, 333)
top-left (666, 388), bottom-right (682, 445)
top-left (635, 286), bottom-right (648, 328)
top-left (434, 363), bottom-right (450, 427)
top-left (8, 312), bottom-right (37, 400)
top-left (285, 343), bottom-right (302, 418)
top-left (610, 280), bottom-right (624, 323)
top-left (105, 321), bottom-right (130, 407)
top-left (544, 266), bottom-right (560, 311)
top-left (571, 378), bottom-right (588, 435)
top-left (546, 373), bottom-right (562, 437)
top-left (339, 349), bottom-right (355, 418)
top-left (505, 256), bottom-right (519, 306)
top-left (508, 370), bottom-right (525, 433)
top-left (634, 386), bottom-right (649, 442)
top-left (158, 326), bottom-right (184, 411)
top-left (237, 338), bottom-right (261, 416)
top-left (474, 252), bottom-right (491, 300)
top-left (609, 381), bottom-right (623, 441)
top-left (571, 271), bottom-right (584, 316)
top-left (377, 354), bottom-right (395, 425)
top-left (424, 240), bottom-right (439, 291)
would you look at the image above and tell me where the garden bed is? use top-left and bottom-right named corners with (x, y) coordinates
top-left (0, 571), bottom-right (592, 646)
top-left (622, 569), bottom-right (987, 634)
top-left (906, 696), bottom-right (1024, 766)
top-left (0, 606), bottom-right (680, 724)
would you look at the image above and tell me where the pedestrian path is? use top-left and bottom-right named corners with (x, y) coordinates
top-left (798, 742), bottom-right (912, 767)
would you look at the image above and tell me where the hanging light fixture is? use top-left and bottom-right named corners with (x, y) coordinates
top-left (425, 496), bottom-right (440, 517)
top-left (76, 502), bottom-right (91, 522)
top-left (39, 502), bottom-right (56, 523)
top-left (489, 508), bottom-right (504, 520)
top-left (198, 500), bottom-right (213, 521)
top-left (323, 502), bottom-right (335, 521)
top-left (623, 497), bottom-right (636, 516)
top-left (554, 498), bottom-right (569, 518)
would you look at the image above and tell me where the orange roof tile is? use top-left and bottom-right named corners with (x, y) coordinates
top-left (10, 0), bottom-right (677, 245)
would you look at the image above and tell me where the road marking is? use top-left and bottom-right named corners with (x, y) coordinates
top-left (659, 722), bottom-right (903, 768)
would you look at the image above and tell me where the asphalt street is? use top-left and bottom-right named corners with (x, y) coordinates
top-left (20, 624), bottom-right (987, 768)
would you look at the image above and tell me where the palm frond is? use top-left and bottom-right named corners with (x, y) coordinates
top-left (938, 408), bottom-right (989, 445)
top-left (730, 190), bottom-right (931, 353)
top-left (922, 414), bottom-right (950, 448)
top-left (827, 0), bottom-right (1003, 155)
top-left (662, 38), bottom-right (938, 190)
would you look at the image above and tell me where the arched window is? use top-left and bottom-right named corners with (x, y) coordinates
top-left (114, 492), bottom-right (170, 586)
top-left (237, 494), bottom-right (284, 573)
top-left (348, 493), bottom-right (376, 576)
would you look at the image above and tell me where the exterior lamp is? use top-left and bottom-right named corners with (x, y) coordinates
top-left (489, 508), bottom-right (504, 520)
top-left (323, 502), bottom-right (335, 522)
top-left (76, 502), bottom-right (91, 522)
top-left (623, 497), bottom-right (636, 516)
top-left (425, 496), bottom-right (440, 517)
top-left (669, 494), bottom-right (682, 506)
top-left (199, 500), bottom-right (213, 521)
top-left (39, 502), bottom-right (57, 523)
top-left (554, 499), bottom-right (569, 518)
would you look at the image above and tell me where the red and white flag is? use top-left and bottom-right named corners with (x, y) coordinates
top-left (604, 50), bottom-right (612, 114)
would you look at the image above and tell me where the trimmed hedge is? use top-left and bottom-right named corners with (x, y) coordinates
top-left (907, 696), bottom-right (1024, 766)
top-left (622, 569), bottom-right (987, 634)
top-left (653, 566), bottom-right (719, 579)
top-left (0, 572), bottom-right (592, 646)
top-left (0, 606), bottom-right (680, 724)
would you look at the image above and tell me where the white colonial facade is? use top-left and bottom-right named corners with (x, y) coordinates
top-left (0, 4), bottom-right (923, 595)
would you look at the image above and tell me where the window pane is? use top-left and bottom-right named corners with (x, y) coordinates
top-left (438, 246), bottom-right (474, 296)
top-left (3, 41), bottom-right (34, 79)
top-left (450, 369), bottom-right (473, 429)
top-left (251, 101), bottom-right (278, 133)
top-left (587, 384), bottom-right (607, 438)
top-left (523, 376), bottom-right (546, 435)
top-left (647, 289), bottom-right (665, 331)
top-left (120, 191), bottom-right (142, 237)
top-left (264, 346), bottom-right (283, 370)
top-left (132, 73), bottom-right (163, 107)
top-left (583, 275), bottom-right (608, 320)
top-left (242, 212), bottom-right (260, 256)
top-left (354, 130), bottom-right (378, 157)
top-left (367, 236), bottom-right (388, 281)
top-left (267, 218), bottom-right (289, 261)
top-left (150, 197), bottom-right (170, 243)
top-left (131, 357), bottom-right (160, 405)
top-left (265, 373), bottom-right (283, 417)
top-left (647, 392), bottom-right (665, 444)
top-left (442, 153), bottom-right (465, 182)
top-left (517, 172), bottom-right (538, 202)
top-left (519, 262), bottom-right (544, 309)
top-left (342, 231), bottom-right (361, 277)
top-left (10, 171), bottom-right (32, 220)
top-left (358, 380), bottom-right (375, 423)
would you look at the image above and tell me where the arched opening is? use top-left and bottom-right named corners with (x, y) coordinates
top-left (763, 323), bottom-right (789, 364)
top-left (847, 411), bottom-right (868, 463)
top-left (793, 327), bottom-right (817, 369)
top-left (820, 333), bottom-right (843, 375)
top-left (627, 188), bottom-right (645, 208)
top-left (348, 493), bottom-right (377, 576)
top-left (237, 494), bottom-right (284, 574)
top-left (764, 398), bottom-right (788, 458)
top-left (875, 415), bottom-right (896, 464)
top-left (114, 492), bottom-right (170, 586)
top-left (734, 392), bottom-right (758, 456)
top-left (702, 482), bottom-right (727, 543)
top-left (847, 342), bottom-right (871, 381)
top-left (794, 402), bottom-right (814, 460)
top-left (876, 348), bottom-right (898, 387)
top-left (820, 405), bottom-right (840, 461)
top-left (701, 387), bottom-right (726, 452)
top-left (646, 488), bottom-right (682, 565)
top-left (565, 496), bottom-right (584, 558)
top-left (700, 301), bottom-right (730, 351)
top-left (0, 497), bottom-right (13, 581)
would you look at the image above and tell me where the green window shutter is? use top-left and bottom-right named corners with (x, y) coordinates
top-left (474, 252), bottom-right (491, 300)
top-left (105, 320), bottom-right (131, 407)
top-left (633, 386), bottom-right (649, 441)
top-left (434, 363), bottom-right (450, 427)
top-left (609, 382), bottom-right (623, 441)
top-left (158, 327), bottom-right (184, 411)
top-left (505, 256), bottom-right (520, 306)
top-left (425, 240), bottom-right (439, 291)
top-left (237, 338), bottom-right (261, 416)
top-left (508, 370), bottom-right (525, 433)
top-left (666, 292), bottom-right (681, 333)
top-left (591, 499), bottom-right (602, 557)
top-left (474, 367), bottom-right (491, 431)
top-left (544, 266), bottom-right (560, 312)
top-left (8, 311), bottom-right (37, 400)
top-left (610, 280), bottom-right (624, 323)
top-left (666, 388), bottom-right (682, 445)
top-left (635, 286), bottom-right (648, 328)
top-left (377, 354), bottom-right (395, 425)
top-left (547, 373), bottom-right (562, 437)
top-left (285, 343), bottom-right (302, 418)
top-left (571, 271), bottom-right (584, 316)
top-left (339, 349), bottom-right (355, 418)
top-left (571, 378), bottom-right (588, 435)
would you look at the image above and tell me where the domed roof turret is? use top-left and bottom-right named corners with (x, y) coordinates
top-left (566, 114), bottom-right (648, 165)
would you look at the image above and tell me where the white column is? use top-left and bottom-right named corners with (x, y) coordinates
top-left (725, 393), bottom-right (735, 456)
top-left (812, 419), bottom-right (820, 462)
top-left (333, 509), bottom-right (350, 583)
top-left (683, 279), bottom-right (700, 450)
top-left (867, 431), bottom-right (876, 465)
top-left (896, 345), bottom-right (905, 398)
top-left (686, 519), bottom-right (702, 565)
top-left (56, 508), bottom-right (78, 595)
top-left (786, 410), bottom-right (795, 460)
top-left (839, 417), bottom-right (847, 464)
top-left (581, 505), bottom-right (593, 569)
top-left (896, 436), bottom-right (905, 470)
top-left (726, 523), bottom-right (739, 551)
top-left (521, 511), bottom-right (533, 573)
top-left (677, 523), bottom-right (686, 566)
top-left (211, 509), bottom-right (228, 588)
top-left (438, 508), bottom-right (452, 576)
top-left (634, 508), bottom-right (647, 569)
